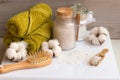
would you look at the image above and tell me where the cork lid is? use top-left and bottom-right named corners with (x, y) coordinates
top-left (56, 7), bottom-right (73, 17)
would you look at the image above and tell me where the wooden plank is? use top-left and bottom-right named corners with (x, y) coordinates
top-left (83, 0), bottom-right (120, 39)
top-left (0, 0), bottom-right (120, 39)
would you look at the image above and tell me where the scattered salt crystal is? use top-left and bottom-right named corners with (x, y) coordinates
top-left (90, 55), bottom-right (102, 66)
top-left (54, 50), bottom-right (89, 65)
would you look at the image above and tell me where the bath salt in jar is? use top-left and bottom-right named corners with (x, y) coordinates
top-left (53, 7), bottom-right (76, 50)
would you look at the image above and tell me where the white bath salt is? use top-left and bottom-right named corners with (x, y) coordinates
top-left (0, 65), bottom-right (3, 68)
top-left (90, 55), bottom-right (102, 66)
top-left (54, 50), bottom-right (89, 65)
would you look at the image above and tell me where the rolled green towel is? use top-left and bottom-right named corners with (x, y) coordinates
top-left (4, 3), bottom-right (53, 53)
top-left (4, 32), bottom-right (21, 47)
top-left (7, 3), bottom-right (52, 38)
top-left (7, 11), bottom-right (29, 38)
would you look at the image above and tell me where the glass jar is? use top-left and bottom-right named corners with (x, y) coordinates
top-left (53, 7), bottom-right (76, 50)
top-left (74, 2), bottom-right (88, 20)
top-left (74, 2), bottom-right (89, 41)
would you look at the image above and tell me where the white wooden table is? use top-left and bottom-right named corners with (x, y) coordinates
top-left (0, 33), bottom-right (119, 80)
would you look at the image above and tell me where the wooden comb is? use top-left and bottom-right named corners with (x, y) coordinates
top-left (0, 51), bottom-right (52, 74)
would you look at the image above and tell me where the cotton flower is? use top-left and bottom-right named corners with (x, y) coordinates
top-left (88, 27), bottom-right (108, 45)
top-left (44, 49), bottom-right (53, 56)
top-left (6, 48), bottom-right (16, 60)
top-left (41, 41), bottom-right (49, 51)
top-left (90, 27), bottom-right (98, 35)
top-left (16, 49), bottom-right (27, 61)
top-left (98, 34), bottom-right (107, 44)
top-left (99, 26), bottom-right (108, 35)
top-left (41, 39), bottom-right (62, 57)
top-left (88, 34), bottom-right (96, 41)
top-left (5, 41), bottom-right (28, 61)
top-left (18, 41), bottom-right (28, 49)
top-left (91, 37), bottom-right (100, 45)
top-left (9, 42), bottom-right (19, 51)
top-left (52, 46), bottom-right (62, 57)
top-left (48, 39), bottom-right (60, 48)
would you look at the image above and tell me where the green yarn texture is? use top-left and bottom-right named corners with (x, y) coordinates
top-left (4, 3), bottom-right (53, 53)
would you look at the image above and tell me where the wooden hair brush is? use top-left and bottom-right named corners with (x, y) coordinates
top-left (0, 51), bottom-right (52, 74)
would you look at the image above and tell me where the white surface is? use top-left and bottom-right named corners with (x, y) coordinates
top-left (112, 40), bottom-right (120, 72)
top-left (0, 34), bottom-right (119, 80)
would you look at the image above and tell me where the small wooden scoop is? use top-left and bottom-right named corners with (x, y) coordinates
top-left (89, 48), bottom-right (109, 66)
top-left (75, 13), bottom-right (81, 41)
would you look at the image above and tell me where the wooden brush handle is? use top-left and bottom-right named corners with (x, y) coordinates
top-left (99, 48), bottom-right (109, 57)
top-left (0, 59), bottom-right (51, 74)
top-left (0, 61), bottom-right (29, 74)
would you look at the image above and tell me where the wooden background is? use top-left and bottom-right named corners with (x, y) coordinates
top-left (0, 0), bottom-right (120, 39)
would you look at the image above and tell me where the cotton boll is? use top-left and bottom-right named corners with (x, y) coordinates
top-left (48, 39), bottom-right (60, 48)
top-left (42, 46), bottom-right (49, 51)
top-left (88, 26), bottom-right (108, 45)
top-left (16, 54), bottom-right (22, 61)
top-left (47, 49), bottom-right (53, 56)
top-left (99, 27), bottom-right (108, 35)
top-left (88, 34), bottom-right (96, 41)
top-left (6, 41), bottom-right (28, 61)
top-left (98, 34), bottom-right (107, 44)
top-left (21, 41), bottom-right (28, 48)
top-left (53, 39), bottom-right (60, 46)
top-left (16, 49), bottom-right (27, 61)
top-left (18, 41), bottom-right (28, 49)
top-left (42, 41), bottom-right (48, 47)
top-left (18, 49), bottom-right (27, 58)
top-left (42, 49), bottom-right (53, 57)
top-left (41, 41), bottom-right (49, 51)
top-left (12, 55), bottom-right (18, 61)
top-left (48, 40), bottom-right (54, 48)
top-left (9, 42), bottom-right (19, 51)
top-left (90, 27), bottom-right (99, 35)
top-left (92, 37), bottom-right (100, 45)
top-left (45, 49), bottom-right (53, 57)
top-left (6, 48), bottom-right (16, 60)
top-left (52, 46), bottom-right (62, 57)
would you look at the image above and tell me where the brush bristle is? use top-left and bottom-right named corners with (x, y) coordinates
top-left (27, 51), bottom-right (51, 64)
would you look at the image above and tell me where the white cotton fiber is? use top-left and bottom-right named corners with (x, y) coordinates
top-left (88, 34), bottom-right (96, 41)
top-left (52, 46), bottom-right (62, 57)
top-left (18, 41), bottom-right (28, 49)
top-left (6, 41), bottom-right (28, 61)
top-left (92, 37), bottom-right (100, 45)
top-left (41, 39), bottom-right (62, 57)
top-left (45, 49), bottom-right (53, 56)
top-left (99, 27), bottom-right (108, 35)
top-left (48, 39), bottom-right (60, 48)
top-left (6, 48), bottom-right (16, 59)
top-left (42, 41), bottom-right (49, 51)
top-left (10, 42), bottom-right (19, 51)
top-left (16, 49), bottom-right (27, 61)
top-left (98, 34), bottom-right (107, 43)
top-left (90, 27), bottom-right (99, 35)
